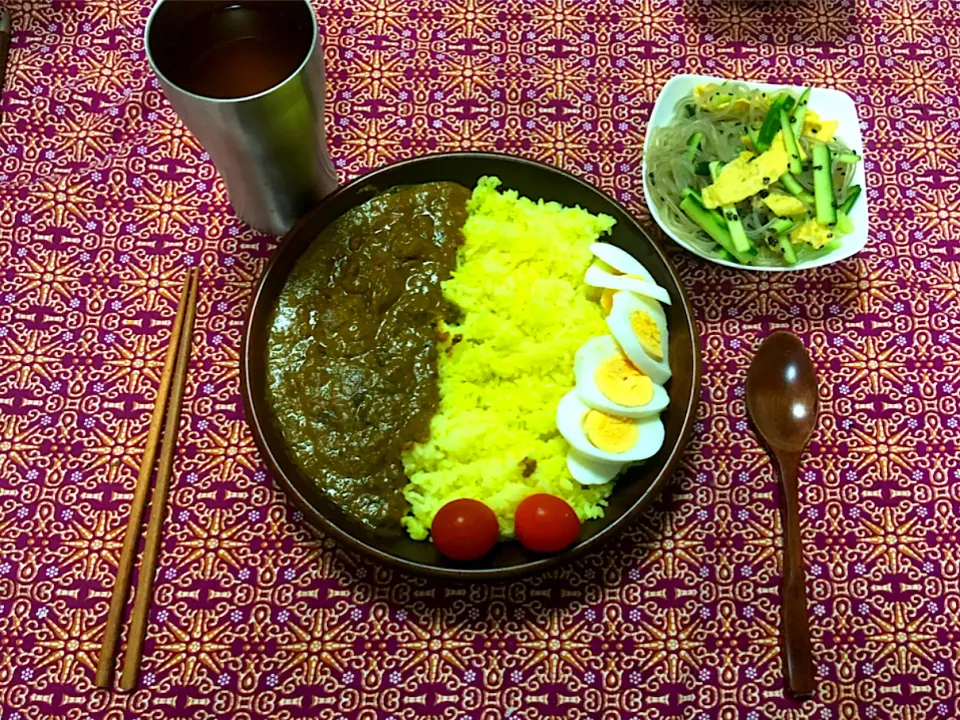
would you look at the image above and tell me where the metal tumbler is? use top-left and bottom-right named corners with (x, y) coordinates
top-left (145, 0), bottom-right (338, 235)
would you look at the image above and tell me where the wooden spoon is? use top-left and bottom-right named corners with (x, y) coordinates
top-left (745, 331), bottom-right (817, 699)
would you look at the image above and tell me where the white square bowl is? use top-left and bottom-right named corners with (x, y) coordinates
top-left (642, 74), bottom-right (869, 272)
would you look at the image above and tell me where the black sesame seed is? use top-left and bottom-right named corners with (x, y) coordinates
top-left (812, 128), bottom-right (819, 134)
top-left (827, 233), bottom-right (834, 238)
top-left (762, 177), bottom-right (770, 183)
top-left (792, 154), bottom-right (799, 160)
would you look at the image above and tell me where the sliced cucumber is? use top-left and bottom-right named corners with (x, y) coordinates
top-left (779, 172), bottom-right (816, 206)
top-left (836, 211), bottom-right (855, 236)
top-left (812, 144), bottom-right (837, 225)
top-left (685, 132), bottom-right (704, 163)
top-left (836, 151), bottom-right (861, 164)
top-left (779, 236), bottom-right (798, 265)
top-left (709, 92), bottom-right (734, 109)
top-left (746, 127), bottom-right (760, 151)
top-left (780, 109), bottom-right (803, 176)
top-left (681, 186), bottom-right (728, 228)
top-left (838, 185), bottom-right (862, 215)
top-left (789, 88), bottom-right (811, 142)
top-left (755, 93), bottom-right (795, 153)
top-left (709, 161), bottom-right (752, 254)
top-left (694, 161), bottom-right (712, 176)
top-left (679, 196), bottom-right (753, 264)
top-left (772, 218), bottom-right (798, 236)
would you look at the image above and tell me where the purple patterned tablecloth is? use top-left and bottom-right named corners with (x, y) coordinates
top-left (1, 1), bottom-right (958, 718)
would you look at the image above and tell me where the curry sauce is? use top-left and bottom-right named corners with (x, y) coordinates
top-left (266, 182), bottom-right (470, 535)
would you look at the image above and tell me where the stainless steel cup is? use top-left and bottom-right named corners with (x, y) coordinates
top-left (145, 0), bottom-right (337, 235)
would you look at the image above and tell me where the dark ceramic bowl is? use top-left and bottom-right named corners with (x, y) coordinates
top-left (241, 152), bottom-right (701, 580)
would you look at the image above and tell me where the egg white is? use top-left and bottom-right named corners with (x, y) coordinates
top-left (574, 336), bottom-right (670, 418)
top-left (590, 243), bottom-right (658, 283)
top-left (556, 391), bottom-right (666, 464)
top-left (567, 448), bottom-right (623, 485)
top-left (585, 265), bottom-right (672, 305)
top-left (606, 291), bottom-right (671, 385)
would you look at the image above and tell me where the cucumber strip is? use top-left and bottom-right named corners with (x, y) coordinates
top-left (780, 172), bottom-right (815, 205)
top-left (684, 132), bottom-right (704, 163)
top-left (679, 196), bottom-right (753, 264)
top-left (788, 88), bottom-right (811, 141)
top-left (836, 211), bottom-right (855, 236)
top-left (716, 248), bottom-right (735, 262)
top-left (710, 92), bottom-right (733, 109)
top-left (812, 144), bottom-right (837, 225)
top-left (779, 236), bottom-right (798, 265)
top-left (681, 187), bottom-right (728, 228)
top-left (796, 238), bottom-right (843, 263)
top-left (709, 161), bottom-right (752, 254)
top-left (694, 161), bottom-right (712, 176)
top-left (780, 109), bottom-right (803, 176)
top-left (755, 94), bottom-right (794, 152)
top-left (838, 185), bottom-right (862, 215)
top-left (746, 127), bottom-right (760, 150)
top-left (772, 218), bottom-right (798, 235)
top-left (836, 151), bottom-right (861, 164)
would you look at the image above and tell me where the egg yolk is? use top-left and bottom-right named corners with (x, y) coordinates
top-left (583, 410), bottom-right (639, 453)
top-left (600, 288), bottom-right (617, 314)
top-left (594, 353), bottom-right (654, 406)
top-left (630, 310), bottom-right (663, 360)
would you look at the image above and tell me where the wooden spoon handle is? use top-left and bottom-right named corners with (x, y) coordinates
top-left (777, 450), bottom-right (814, 699)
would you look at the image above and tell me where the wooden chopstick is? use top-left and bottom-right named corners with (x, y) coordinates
top-left (95, 269), bottom-right (195, 689)
top-left (0, 9), bottom-right (11, 126)
top-left (119, 267), bottom-right (199, 691)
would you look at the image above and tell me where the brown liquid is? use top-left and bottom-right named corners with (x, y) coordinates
top-left (149, 2), bottom-right (312, 99)
top-left (266, 183), bottom-right (471, 535)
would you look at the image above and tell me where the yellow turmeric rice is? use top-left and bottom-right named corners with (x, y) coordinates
top-left (401, 176), bottom-right (617, 540)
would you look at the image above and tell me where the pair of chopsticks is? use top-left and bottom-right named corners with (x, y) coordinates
top-left (96, 269), bottom-right (199, 691)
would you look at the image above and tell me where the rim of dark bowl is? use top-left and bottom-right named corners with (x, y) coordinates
top-left (240, 151), bottom-right (702, 580)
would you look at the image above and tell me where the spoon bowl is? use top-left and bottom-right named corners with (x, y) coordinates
top-left (745, 332), bottom-right (818, 453)
top-left (746, 331), bottom-right (819, 700)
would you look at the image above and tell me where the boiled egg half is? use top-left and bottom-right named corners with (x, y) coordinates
top-left (566, 449), bottom-right (623, 486)
top-left (574, 336), bottom-right (670, 418)
top-left (556, 391), bottom-right (665, 464)
top-left (606, 291), bottom-right (671, 385)
top-left (588, 243), bottom-right (672, 306)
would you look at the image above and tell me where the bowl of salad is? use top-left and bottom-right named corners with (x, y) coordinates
top-left (643, 75), bottom-right (868, 271)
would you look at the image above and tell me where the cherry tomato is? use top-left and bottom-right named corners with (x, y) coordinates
top-left (514, 494), bottom-right (581, 553)
top-left (431, 499), bottom-right (499, 561)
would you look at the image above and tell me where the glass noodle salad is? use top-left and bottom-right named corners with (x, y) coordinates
top-left (645, 82), bottom-right (862, 267)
